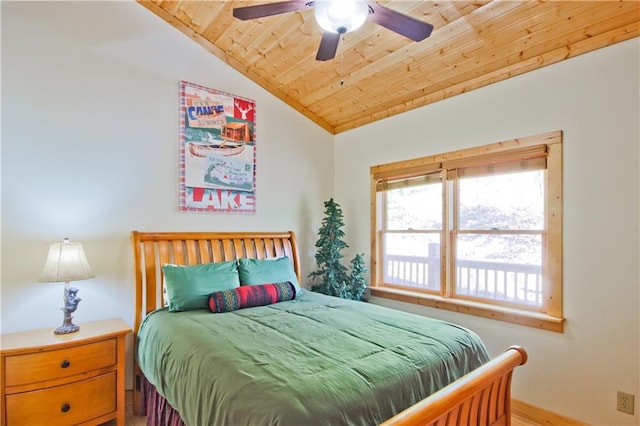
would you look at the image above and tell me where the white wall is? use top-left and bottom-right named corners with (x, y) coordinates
top-left (335, 38), bottom-right (640, 425)
top-left (1, 0), bottom-right (334, 380)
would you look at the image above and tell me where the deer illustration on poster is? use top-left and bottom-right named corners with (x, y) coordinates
top-left (234, 99), bottom-right (254, 120)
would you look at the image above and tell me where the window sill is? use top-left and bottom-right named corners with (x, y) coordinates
top-left (370, 287), bottom-right (564, 333)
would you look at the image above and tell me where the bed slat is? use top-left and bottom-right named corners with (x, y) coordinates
top-left (198, 240), bottom-right (211, 263)
top-left (243, 238), bottom-right (256, 258)
top-left (479, 386), bottom-right (490, 422)
top-left (274, 239), bottom-right (285, 258)
top-left (171, 241), bottom-right (184, 264)
top-left (221, 240), bottom-right (233, 259)
top-left (186, 240), bottom-right (198, 264)
top-left (459, 398), bottom-right (473, 425)
top-left (143, 241), bottom-right (157, 315)
top-left (211, 239), bottom-right (223, 262)
top-left (264, 238), bottom-right (276, 258)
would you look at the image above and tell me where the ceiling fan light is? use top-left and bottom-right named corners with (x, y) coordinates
top-left (314, 0), bottom-right (369, 34)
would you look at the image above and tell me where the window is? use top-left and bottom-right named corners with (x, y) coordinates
top-left (370, 131), bottom-right (563, 332)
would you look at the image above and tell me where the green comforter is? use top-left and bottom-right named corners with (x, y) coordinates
top-left (137, 290), bottom-right (489, 426)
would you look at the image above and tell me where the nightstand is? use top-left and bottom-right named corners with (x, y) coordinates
top-left (0, 318), bottom-right (130, 426)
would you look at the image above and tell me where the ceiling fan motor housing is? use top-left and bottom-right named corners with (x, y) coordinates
top-left (314, 0), bottom-right (369, 34)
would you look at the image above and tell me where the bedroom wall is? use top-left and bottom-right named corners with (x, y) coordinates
top-left (0, 0), bottom-right (333, 366)
top-left (334, 38), bottom-right (640, 425)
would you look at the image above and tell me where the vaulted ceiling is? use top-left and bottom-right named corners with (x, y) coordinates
top-left (138, 1), bottom-right (640, 134)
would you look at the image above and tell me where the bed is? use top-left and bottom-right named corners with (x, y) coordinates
top-left (131, 230), bottom-right (527, 426)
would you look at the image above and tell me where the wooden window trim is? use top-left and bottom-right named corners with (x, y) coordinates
top-left (370, 130), bottom-right (564, 332)
top-left (369, 286), bottom-right (564, 332)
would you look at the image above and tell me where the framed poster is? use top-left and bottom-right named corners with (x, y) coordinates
top-left (178, 81), bottom-right (256, 213)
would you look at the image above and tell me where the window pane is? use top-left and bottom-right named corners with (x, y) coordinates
top-left (458, 170), bottom-right (544, 230)
top-left (455, 234), bottom-right (542, 306)
top-left (386, 183), bottom-right (442, 230)
top-left (383, 232), bottom-right (440, 291)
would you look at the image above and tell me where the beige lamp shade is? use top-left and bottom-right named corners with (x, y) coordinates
top-left (38, 238), bottom-right (95, 282)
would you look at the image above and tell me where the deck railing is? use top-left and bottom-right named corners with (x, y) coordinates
top-left (384, 251), bottom-right (542, 306)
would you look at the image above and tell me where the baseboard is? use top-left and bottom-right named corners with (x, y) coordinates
top-left (512, 399), bottom-right (589, 425)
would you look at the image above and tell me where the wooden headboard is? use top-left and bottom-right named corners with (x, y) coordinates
top-left (130, 230), bottom-right (301, 414)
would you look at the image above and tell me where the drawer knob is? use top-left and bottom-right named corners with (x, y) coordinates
top-left (61, 403), bottom-right (71, 413)
top-left (60, 360), bottom-right (70, 368)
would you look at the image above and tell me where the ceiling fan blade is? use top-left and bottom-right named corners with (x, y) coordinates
top-left (233, 0), bottom-right (311, 21)
top-left (367, 2), bottom-right (433, 42)
top-left (316, 31), bottom-right (341, 61)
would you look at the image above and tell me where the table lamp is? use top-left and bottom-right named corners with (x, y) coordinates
top-left (38, 238), bottom-right (95, 334)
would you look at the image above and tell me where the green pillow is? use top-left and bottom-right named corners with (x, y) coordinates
top-left (163, 261), bottom-right (240, 312)
top-left (237, 257), bottom-right (301, 297)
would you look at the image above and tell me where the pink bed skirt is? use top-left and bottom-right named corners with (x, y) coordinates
top-left (143, 375), bottom-right (186, 426)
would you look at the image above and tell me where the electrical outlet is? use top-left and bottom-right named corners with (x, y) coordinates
top-left (617, 391), bottom-right (635, 415)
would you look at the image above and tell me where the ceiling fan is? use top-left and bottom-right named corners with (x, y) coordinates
top-left (233, 0), bottom-right (434, 61)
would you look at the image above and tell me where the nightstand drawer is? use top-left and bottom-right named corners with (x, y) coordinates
top-left (5, 371), bottom-right (116, 426)
top-left (4, 339), bottom-right (116, 387)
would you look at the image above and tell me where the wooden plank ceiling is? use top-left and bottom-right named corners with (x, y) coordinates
top-left (138, 1), bottom-right (640, 134)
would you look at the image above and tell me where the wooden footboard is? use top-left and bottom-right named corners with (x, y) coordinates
top-left (382, 346), bottom-right (528, 426)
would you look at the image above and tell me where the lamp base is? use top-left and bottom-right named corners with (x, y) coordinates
top-left (54, 286), bottom-right (82, 335)
top-left (54, 321), bottom-right (80, 335)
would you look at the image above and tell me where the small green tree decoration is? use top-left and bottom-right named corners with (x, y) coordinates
top-left (309, 198), bottom-right (368, 301)
top-left (342, 253), bottom-right (367, 301)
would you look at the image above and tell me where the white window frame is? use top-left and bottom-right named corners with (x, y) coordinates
top-left (370, 131), bottom-right (564, 332)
